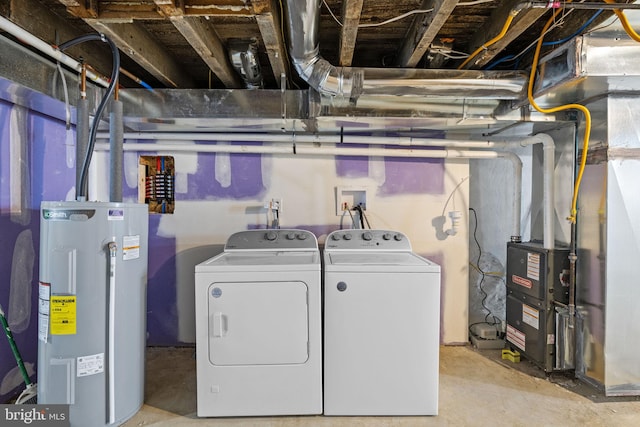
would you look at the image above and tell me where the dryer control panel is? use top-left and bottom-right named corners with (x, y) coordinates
top-left (324, 230), bottom-right (412, 251)
top-left (225, 229), bottom-right (318, 251)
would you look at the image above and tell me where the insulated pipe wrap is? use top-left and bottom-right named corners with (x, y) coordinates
top-left (76, 98), bottom-right (89, 198)
top-left (109, 100), bottom-right (123, 202)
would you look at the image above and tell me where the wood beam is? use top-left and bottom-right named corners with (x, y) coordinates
top-left (396, 0), bottom-right (458, 67)
top-left (57, 0), bottom-right (98, 19)
top-left (153, 0), bottom-right (241, 87)
top-left (184, 0), bottom-right (251, 16)
top-left (86, 20), bottom-right (195, 87)
top-left (338, 0), bottom-right (363, 66)
top-left (251, 0), bottom-right (287, 87)
top-left (168, 15), bottom-right (242, 87)
top-left (461, 0), bottom-right (547, 69)
top-left (61, 1), bottom-right (252, 21)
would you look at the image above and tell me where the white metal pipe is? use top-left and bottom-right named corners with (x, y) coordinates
top-left (98, 131), bottom-right (529, 148)
top-left (0, 16), bottom-right (111, 88)
top-left (107, 242), bottom-right (117, 425)
top-left (538, 134), bottom-right (556, 249)
top-left (96, 141), bottom-right (507, 159)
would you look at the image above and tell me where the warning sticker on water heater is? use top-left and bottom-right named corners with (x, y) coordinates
top-left (38, 282), bottom-right (51, 342)
top-left (108, 208), bottom-right (124, 221)
top-left (50, 296), bottom-right (77, 335)
top-left (77, 353), bottom-right (104, 377)
top-left (123, 235), bottom-right (140, 261)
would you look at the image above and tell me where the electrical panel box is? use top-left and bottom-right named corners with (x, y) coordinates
top-left (139, 156), bottom-right (175, 214)
top-left (505, 242), bottom-right (570, 372)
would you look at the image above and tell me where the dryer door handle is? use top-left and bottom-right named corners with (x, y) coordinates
top-left (212, 312), bottom-right (228, 337)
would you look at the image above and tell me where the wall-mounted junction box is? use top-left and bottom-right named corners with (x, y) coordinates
top-left (335, 186), bottom-right (368, 216)
top-left (139, 156), bottom-right (175, 214)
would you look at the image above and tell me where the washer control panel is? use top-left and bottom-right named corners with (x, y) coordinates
top-left (324, 230), bottom-right (412, 251)
top-left (225, 229), bottom-right (318, 250)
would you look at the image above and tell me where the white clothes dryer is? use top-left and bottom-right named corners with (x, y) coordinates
top-left (195, 229), bottom-right (322, 417)
top-left (323, 229), bottom-right (441, 416)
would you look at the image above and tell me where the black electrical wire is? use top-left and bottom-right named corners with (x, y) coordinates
top-left (469, 208), bottom-right (501, 329)
top-left (361, 208), bottom-right (371, 229)
top-left (59, 33), bottom-right (120, 200)
top-left (354, 205), bottom-right (365, 229)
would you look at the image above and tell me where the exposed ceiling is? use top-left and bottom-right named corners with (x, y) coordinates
top-left (0, 0), bottom-right (617, 92)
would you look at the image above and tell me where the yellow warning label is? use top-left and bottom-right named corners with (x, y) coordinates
top-left (50, 296), bottom-right (77, 335)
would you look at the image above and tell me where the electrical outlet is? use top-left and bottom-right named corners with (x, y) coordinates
top-left (335, 187), bottom-right (367, 216)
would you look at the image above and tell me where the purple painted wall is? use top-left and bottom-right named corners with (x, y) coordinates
top-left (0, 100), bottom-right (76, 403)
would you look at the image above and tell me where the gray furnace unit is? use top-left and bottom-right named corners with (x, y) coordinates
top-left (38, 201), bottom-right (148, 427)
top-left (506, 242), bottom-right (570, 372)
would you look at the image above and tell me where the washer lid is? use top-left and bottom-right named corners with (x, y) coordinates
top-left (197, 251), bottom-right (320, 271)
top-left (325, 251), bottom-right (440, 272)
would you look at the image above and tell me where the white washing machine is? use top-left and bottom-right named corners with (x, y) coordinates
top-left (195, 229), bottom-right (322, 417)
top-left (323, 229), bottom-right (441, 416)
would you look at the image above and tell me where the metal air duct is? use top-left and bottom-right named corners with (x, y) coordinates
top-left (228, 39), bottom-right (264, 89)
top-left (283, 0), bottom-right (528, 106)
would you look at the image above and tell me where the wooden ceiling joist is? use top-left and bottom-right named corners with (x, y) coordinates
top-left (251, 0), bottom-right (287, 87)
top-left (396, 0), bottom-right (459, 68)
top-left (169, 15), bottom-right (242, 88)
top-left (338, 0), bottom-right (364, 67)
top-left (85, 20), bottom-right (195, 87)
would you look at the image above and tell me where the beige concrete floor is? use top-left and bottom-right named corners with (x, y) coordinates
top-left (123, 346), bottom-right (640, 427)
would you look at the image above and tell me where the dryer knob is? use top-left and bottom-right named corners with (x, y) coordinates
top-left (286, 232), bottom-right (296, 240)
top-left (343, 233), bottom-right (352, 240)
top-left (383, 233), bottom-right (392, 240)
top-left (331, 234), bottom-right (341, 241)
top-left (266, 231), bottom-right (278, 241)
top-left (297, 233), bottom-right (308, 240)
top-left (393, 233), bottom-right (403, 241)
top-left (362, 232), bottom-right (373, 241)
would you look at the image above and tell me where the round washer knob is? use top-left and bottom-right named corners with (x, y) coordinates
top-left (383, 233), bottom-right (392, 240)
top-left (286, 232), bottom-right (296, 240)
top-left (331, 233), bottom-right (341, 241)
top-left (362, 232), bottom-right (373, 241)
top-left (297, 233), bottom-right (308, 240)
top-left (266, 231), bottom-right (277, 241)
top-left (343, 233), bottom-right (352, 240)
top-left (393, 233), bottom-right (403, 241)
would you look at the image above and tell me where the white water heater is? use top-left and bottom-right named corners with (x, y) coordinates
top-left (38, 201), bottom-right (148, 427)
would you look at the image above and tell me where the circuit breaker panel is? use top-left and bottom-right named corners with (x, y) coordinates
top-left (139, 156), bottom-right (175, 214)
top-left (505, 242), bottom-right (570, 372)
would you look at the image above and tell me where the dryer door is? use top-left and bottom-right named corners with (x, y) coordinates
top-left (208, 281), bottom-right (309, 365)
